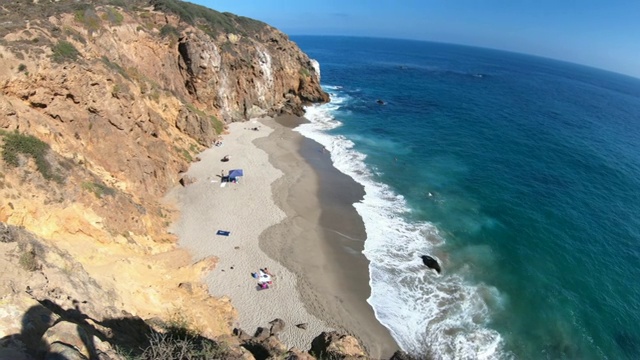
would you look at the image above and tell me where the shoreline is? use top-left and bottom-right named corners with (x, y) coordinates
top-left (167, 117), bottom-right (397, 357)
top-left (256, 116), bottom-right (397, 358)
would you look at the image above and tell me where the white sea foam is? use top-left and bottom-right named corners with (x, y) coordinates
top-left (298, 86), bottom-right (510, 360)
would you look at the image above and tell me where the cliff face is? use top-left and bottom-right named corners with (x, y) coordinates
top-left (0, 0), bottom-right (327, 356)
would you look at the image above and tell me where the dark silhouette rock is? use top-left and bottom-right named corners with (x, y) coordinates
top-left (295, 323), bottom-right (308, 330)
top-left (376, 99), bottom-right (385, 105)
top-left (269, 318), bottom-right (285, 335)
top-left (46, 342), bottom-right (87, 360)
top-left (390, 350), bottom-right (419, 360)
top-left (421, 255), bottom-right (441, 274)
top-left (254, 327), bottom-right (270, 342)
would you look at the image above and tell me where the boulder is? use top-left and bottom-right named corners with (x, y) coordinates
top-left (311, 331), bottom-right (368, 359)
top-left (178, 282), bottom-right (193, 294)
top-left (390, 350), bottom-right (419, 360)
top-left (421, 255), bottom-right (441, 274)
top-left (233, 328), bottom-right (253, 342)
top-left (46, 342), bottom-right (88, 360)
top-left (179, 175), bottom-right (196, 186)
top-left (0, 348), bottom-right (31, 360)
top-left (286, 347), bottom-right (315, 360)
top-left (42, 321), bottom-right (93, 359)
top-left (253, 327), bottom-right (270, 342)
top-left (269, 318), bottom-right (285, 335)
top-left (262, 335), bottom-right (288, 356)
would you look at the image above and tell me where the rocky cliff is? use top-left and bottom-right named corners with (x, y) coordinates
top-left (0, 0), bottom-right (340, 359)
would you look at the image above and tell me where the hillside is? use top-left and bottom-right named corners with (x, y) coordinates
top-left (0, 1), bottom-right (342, 359)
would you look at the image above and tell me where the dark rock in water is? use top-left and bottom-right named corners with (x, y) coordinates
top-left (296, 323), bottom-right (308, 330)
top-left (269, 318), bottom-right (285, 335)
top-left (421, 255), bottom-right (441, 273)
top-left (376, 99), bottom-right (385, 105)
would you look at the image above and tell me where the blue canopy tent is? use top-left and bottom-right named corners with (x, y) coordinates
top-left (228, 169), bottom-right (243, 183)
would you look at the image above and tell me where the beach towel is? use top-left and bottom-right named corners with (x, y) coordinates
top-left (216, 230), bottom-right (231, 236)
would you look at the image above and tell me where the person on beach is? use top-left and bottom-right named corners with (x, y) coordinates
top-left (261, 267), bottom-right (272, 276)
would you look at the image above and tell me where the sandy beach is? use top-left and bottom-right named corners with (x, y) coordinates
top-left (167, 117), bottom-right (397, 357)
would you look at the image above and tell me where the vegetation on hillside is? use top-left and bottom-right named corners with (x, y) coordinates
top-left (52, 40), bottom-right (80, 63)
top-left (0, 131), bottom-right (59, 181)
top-left (0, 0), bottom-right (267, 40)
top-left (149, 0), bottom-right (266, 37)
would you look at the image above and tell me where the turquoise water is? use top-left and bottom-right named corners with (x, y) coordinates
top-left (293, 36), bottom-right (640, 359)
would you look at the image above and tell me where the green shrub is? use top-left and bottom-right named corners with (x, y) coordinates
top-left (139, 331), bottom-right (227, 360)
top-left (210, 116), bottom-right (224, 134)
top-left (101, 56), bottom-right (129, 79)
top-left (108, 0), bottom-right (127, 7)
top-left (159, 24), bottom-right (179, 38)
top-left (82, 181), bottom-right (116, 198)
top-left (19, 250), bottom-right (38, 271)
top-left (151, 0), bottom-right (266, 37)
top-left (103, 7), bottom-right (124, 25)
top-left (52, 40), bottom-right (80, 63)
top-left (174, 146), bottom-right (192, 162)
top-left (74, 7), bottom-right (102, 32)
top-left (1, 131), bottom-right (56, 180)
top-left (63, 26), bottom-right (87, 45)
top-left (17, 63), bottom-right (26, 72)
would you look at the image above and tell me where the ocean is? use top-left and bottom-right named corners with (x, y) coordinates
top-left (291, 36), bottom-right (640, 359)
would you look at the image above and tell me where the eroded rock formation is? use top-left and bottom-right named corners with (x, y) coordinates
top-left (0, 0), bottom-right (329, 357)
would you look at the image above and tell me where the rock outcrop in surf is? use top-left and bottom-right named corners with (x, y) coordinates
top-left (421, 255), bottom-right (441, 274)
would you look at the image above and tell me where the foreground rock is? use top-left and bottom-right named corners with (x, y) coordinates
top-left (311, 331), bottom-right (368, 359)
top-left (0, 223), bottom-right (236, 360)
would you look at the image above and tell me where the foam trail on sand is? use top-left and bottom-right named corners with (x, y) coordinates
top-left (297, 86), bottom-right (509, 359)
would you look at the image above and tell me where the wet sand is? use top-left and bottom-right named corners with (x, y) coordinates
top-left (256, 116), bottom-right (397, 358)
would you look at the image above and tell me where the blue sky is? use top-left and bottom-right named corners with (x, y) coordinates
top-left (190, 0), bottom-right (640, 78)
